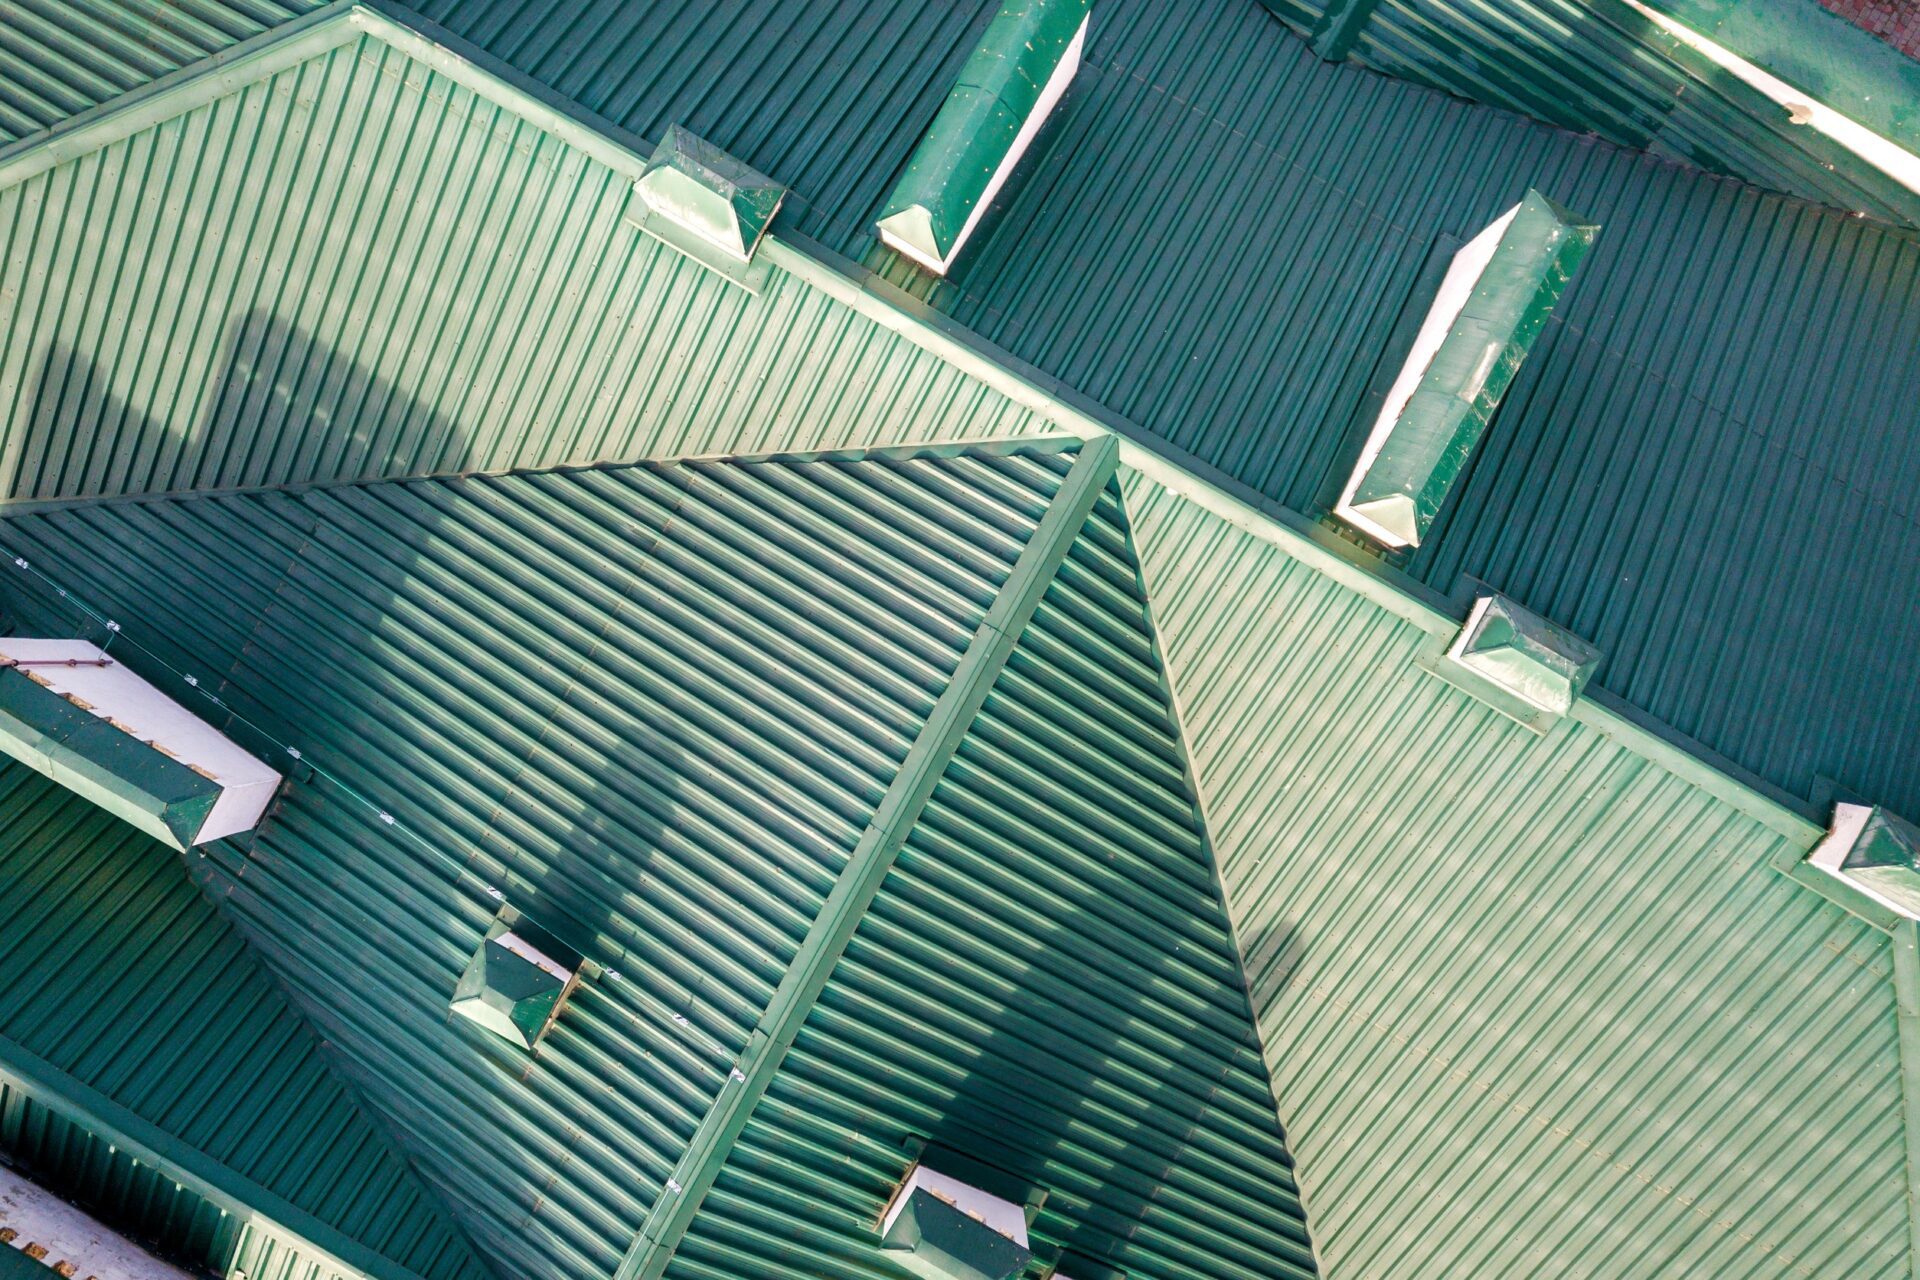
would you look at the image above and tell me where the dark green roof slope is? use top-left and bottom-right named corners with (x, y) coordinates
top-left (0, 447), bottom-right (1073, 1280)
top-left (666, 483), bottom-right (1315, 1280)
top-left (0, 760), bottom-right (485, 1280)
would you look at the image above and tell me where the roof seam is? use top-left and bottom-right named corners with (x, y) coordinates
top-left (614, 433), bottom-right (1119, 1280)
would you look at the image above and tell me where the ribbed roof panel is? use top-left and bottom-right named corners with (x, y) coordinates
top-left (1122, 466), bottom-right (1908, 1280)
top-left (0, 763), bottom-right (484, 1280)
top-left (663, 482), bottom-right (1317, 1280)
top-left (0, 445), bottom-right (1067, 1280)
top-left (0, 31), bottom-right (1046, 503)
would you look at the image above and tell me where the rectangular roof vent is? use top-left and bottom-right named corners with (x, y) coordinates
top-left (1428, 593), bottom-right (1600, 730)
top-left (1810, 803), bottom-right (1920, 919)
top-left (0, 639), bottom-right (281, 849)
top-left (629, 125), bottom-right (786, 292)
top-left (1335, 189), bottom-right (1598, 548)
top-left (877, 0), bottom-right (1092, 275)
top-left (452, 913), bottom-right (583, 1051)
top-left (880, 1160), bottom-right (1034, 1280)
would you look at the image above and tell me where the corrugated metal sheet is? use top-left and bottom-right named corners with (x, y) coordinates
top-left (0, 0), bottom-right (310, 143)
top-left (0, 31), bottom-right (1045, 503)
top-left (924, 0), bottom-right (1920, 820)
top-left (0, 445), bottom-right (1069, 1280)
top-left (1262, 0), bottom-right (1920, 225)
top-left (1120, 465), bottom-right (1908, 1280)
top-left (0, 1085), bottom-right (236, 1273)
top-left (1, 1082), bottom-right (417, 1280)
top-left (0, 761), bottom-right (483, 1280)
top-left (663, 479), bottom-right (1316, 1280)
top-left (5, 4), bottom-right (1915, 826)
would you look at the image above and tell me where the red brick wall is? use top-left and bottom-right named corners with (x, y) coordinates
top-left (1816, 0), bottom-right (1920, 58)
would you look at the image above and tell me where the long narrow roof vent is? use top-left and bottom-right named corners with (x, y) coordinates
top-left (1335, 189), bottom-right (1598, 549)
top-left (629, 125), bottom-right (786, 292)
top-left (877, 0), bottom-right (1092, 275)
top-left (1810, 804), bottom-right (1920, 919)
top-left (452, 913), bottom-right (583, 1051)
top-left (880, 1160), bottom-right (1034, 1280)
top-left (0, 640), bottom-right (281, 850)
top-left (1429, 593), bottom-right (1600, 730)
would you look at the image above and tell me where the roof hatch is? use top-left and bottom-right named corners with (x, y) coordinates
top-left (1336, 189), bottom-right (1598, 549)
top-left (0, 639), bottom-right (280, 849)
top-left (451, 912), bottom-right (583, 1051)
top-left (877, 0), bottom-right (1092, 275)
top-left (628, 125), bottom-right (786, 292)
top-left (1427, 592), bottom-right (1600, 730)
top-left (880, 1157), bottom-right (1037, 1280)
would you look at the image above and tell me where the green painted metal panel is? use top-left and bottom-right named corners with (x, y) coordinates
top-left (0, 445), bottom-right (1069, 1280)
top-left (0, 30), bottom-right (1051, 504)
top-left (1121, 464), bottom-right (1909, 1279)
top-left (660, 481), bottom-right (1317, 1280)
top-left (2, 0), bottom-right (1914, 833)
top-left (877, 0), bottom-right (1090, 271)
top-left (619, 437), bottom-right (1116, 1280)
top-left (0, 1086), bottom-right (238, 1274)
top-left (0, 665), bottom-right (222, 849)
top-left (0, 1244), bottom-right (48, 1280)
top-left (0, 762), bottom-right (483, 1280)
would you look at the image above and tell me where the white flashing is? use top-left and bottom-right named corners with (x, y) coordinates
top-left (1623, 0), bottom-right (1920, 197)
top-left (0, 1168), bottom-right (197, 1280)
top-left (881, 1163), bottom-right (1029, 1248)
top-left (879, 14), bottom-right (1089, 275)
top-left (0, 639), bottom-right (282, 843)
top-left (1333, 204), bottom-right (1519, 548)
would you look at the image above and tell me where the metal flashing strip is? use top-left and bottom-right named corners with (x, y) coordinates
top-left (0, 1033), bottom-right (433, 1280)
top-left (614, 436), bottom-right (1121, 1280)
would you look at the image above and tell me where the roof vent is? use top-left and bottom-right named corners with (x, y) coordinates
top-left (1335, 190), bottom-right (1598, 548)
top-left (0, 639), bottom-right (281, 850)
top-left (451, 913), bottom-right (582, 1051)
top-left (1810, 804), bottom-right (1920, 919)
top-left (877, 0), bottom-right (1092, 275)
top-left (1429, 593), bottom-right (1599, 730)
top-left (628, 125), bottom-right (786, 292)
top-left (880, 1160), bottom-right (1034, 1280)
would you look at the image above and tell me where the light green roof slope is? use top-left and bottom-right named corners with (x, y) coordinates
top-left (0, 22), bottom-right (1044, 504)
top-left (0, 447), bottom-right (1084, 1280)
top-left (1119, 466), bottom-right (1907, 1279)
top-left (665, 481), bottom-right (1316, 1280)
top-left (0, 760), bottom-right (488, 1280)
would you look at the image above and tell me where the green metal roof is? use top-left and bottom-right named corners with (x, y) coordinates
top-left (1121, 465), bottom-right (1907, 1279)
top-left (0, 6), bottom-right (1914, 1280)
top-left (662, 480), bottom-right (1316, 1280)
top-left (2, 1), bottom-right (1914, 828)
top-left (0, 759), bottom-right (485, 1280)
top-left (2, 444), bottom-right (1286, 1279)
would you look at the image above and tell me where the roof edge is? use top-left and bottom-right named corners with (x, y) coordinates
top-left (0, 1030), bottom-right (438, 1280)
